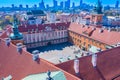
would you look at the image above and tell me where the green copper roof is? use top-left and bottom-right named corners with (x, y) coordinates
top-left (22, 71), bottom-right (66, 80)
top-left (9, 17), bottom-right (23, 40)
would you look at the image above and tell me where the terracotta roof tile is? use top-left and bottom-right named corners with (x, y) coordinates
top-left (0, 39), bottom-right (80, 80)
top-left (69, 23), bottom-right (120, 45)
top-left (56, 47), bottom-right (120, 80)
top-left (18, 22), bottom-right (70, 32)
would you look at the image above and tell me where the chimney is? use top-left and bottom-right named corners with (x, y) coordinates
top-left (73, 58), bottom-right (80, 77)
top-left (32, 50), bottom-right (39, 61)
top-left (92, 27), bottom-right (96, 31)
top-left (5, 38), bottom-right (11, 46)
top-left (6, 31), bottom-right (10, 36)
top-left (16, 43), bottom-right (23, 54)
top-left (91, 54), bottom-right (97, 68)
top-left (2, 75), bottom-right (12, 80)
top-left (108, 27), bottom-right (111, 32)
top-left (99, 29), bottom-right (103, 33)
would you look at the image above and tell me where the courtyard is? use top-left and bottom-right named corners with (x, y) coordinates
top-left (27, 42), bottom-right (89, 64)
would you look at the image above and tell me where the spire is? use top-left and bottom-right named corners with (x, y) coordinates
top-left (94, 0), bottom-right (102, 14)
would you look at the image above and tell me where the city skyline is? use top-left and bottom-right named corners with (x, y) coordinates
top-left (0, 0), bottom-right (118, 7)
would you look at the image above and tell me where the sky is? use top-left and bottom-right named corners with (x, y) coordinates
top-left (0, 0), bottom-right (118, 7)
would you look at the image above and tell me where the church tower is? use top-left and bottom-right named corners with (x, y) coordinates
top-left (91, 0), bottom-right (103, 28)
top-left (9, 15), bottom-right (23, 45)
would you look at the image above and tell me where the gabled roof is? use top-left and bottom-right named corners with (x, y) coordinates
top-left (68, 23), bottom-right (120, 45)
top-left (0, 39), bottom-right (80, 80)
top-left (18, 22), bottom-right (70, 32)
top-left (56, 46), bottom-right (120, 80)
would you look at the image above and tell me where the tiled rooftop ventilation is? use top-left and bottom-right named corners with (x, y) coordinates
top-left (2, 75), bottom-right (12, 80)
top-left (73, 58), bottom-right (80, 76)
top-left (6, 31), bottom-right (10, 36)
top-left (16, 43), bottom-right (23, 54)
top-left (92, 27), bottom-right (96, 31)
top-left (99, 29), bottom-right (103, 33)
top-left (32, 50), bottom-right (39, 61)
top-left (5, 38), bottom-right (11, 46)
top-left (82, 25), bottom-right (85, 28)
top-left (108, 28), bottom-right (111, 32)
top-left (91, 54), bottom-right (97, 68)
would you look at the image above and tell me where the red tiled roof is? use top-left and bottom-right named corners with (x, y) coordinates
top-left (18, 22), bottom-right (70, 32)
top-left (0, 26), bottom-right (12, 38)
top-left (56, 47), bottom-right (120, 80)
top-left (0, 39), bottom-right (80, 80)
top-left (68, 23), bottom-right (120, 45)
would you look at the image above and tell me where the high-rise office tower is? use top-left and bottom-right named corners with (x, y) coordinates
top-left (115, 0), bottom-right (119, 8)
top-left (39, 0), bottom-right (45, 10)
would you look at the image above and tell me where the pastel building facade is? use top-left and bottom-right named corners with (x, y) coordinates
top-left (19, 23), bottom-right (70, 49)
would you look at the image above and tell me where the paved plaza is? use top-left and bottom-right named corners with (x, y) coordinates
top-left (28, 42), bottom-right (89, 64)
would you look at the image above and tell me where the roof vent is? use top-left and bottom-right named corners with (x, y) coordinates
top-left (92, 27), bottom-right (96, 31)
top-left (73, 58), bottom-right (80, 76)
top-left (2, 75), bottom-right (12, 80)
top-left (32, 50), bottom-right (39, 61)
top-left (99, 29), bottom-right (103, 33)
top-left (82, 25), bottom-right (85, 28)
top-left (6, 31), bottom-right (10, 36)
top-left (91, 54), bottom-right (97, 68)
top-left (5, 38), bottom-right (11, 47)
top-left (16, 43), bottom-right (23, 54)
top-left (108, 28), bottom-right (111, 32)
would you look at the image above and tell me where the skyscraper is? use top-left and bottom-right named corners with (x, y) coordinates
top-left (65, 0), bottom-right (70, 9)
top-left (19, 4), bottom-right (23, 9)
top-left (34, 4), bottom-right (37, 9)
top-left (53, 0), bottom-right (58, 9)
top-left (72, 2), bottom-right (75, 8)
top-left (39, 0), bottom-right (45, 10)
top-left (26, 5), bottom-right (29, 9)
top-left (115, 0), bottom-right (119, 8)
top-left (68, 0), bottom-right (70, 8)
top-left (80, 0), bottom-right (83, 7)
top-left (11, 4), bottom-right (15, 8)
top-left (46, 4), bottom-right (49, 9)
top-left (60, 1), bottom-right (63, 9)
